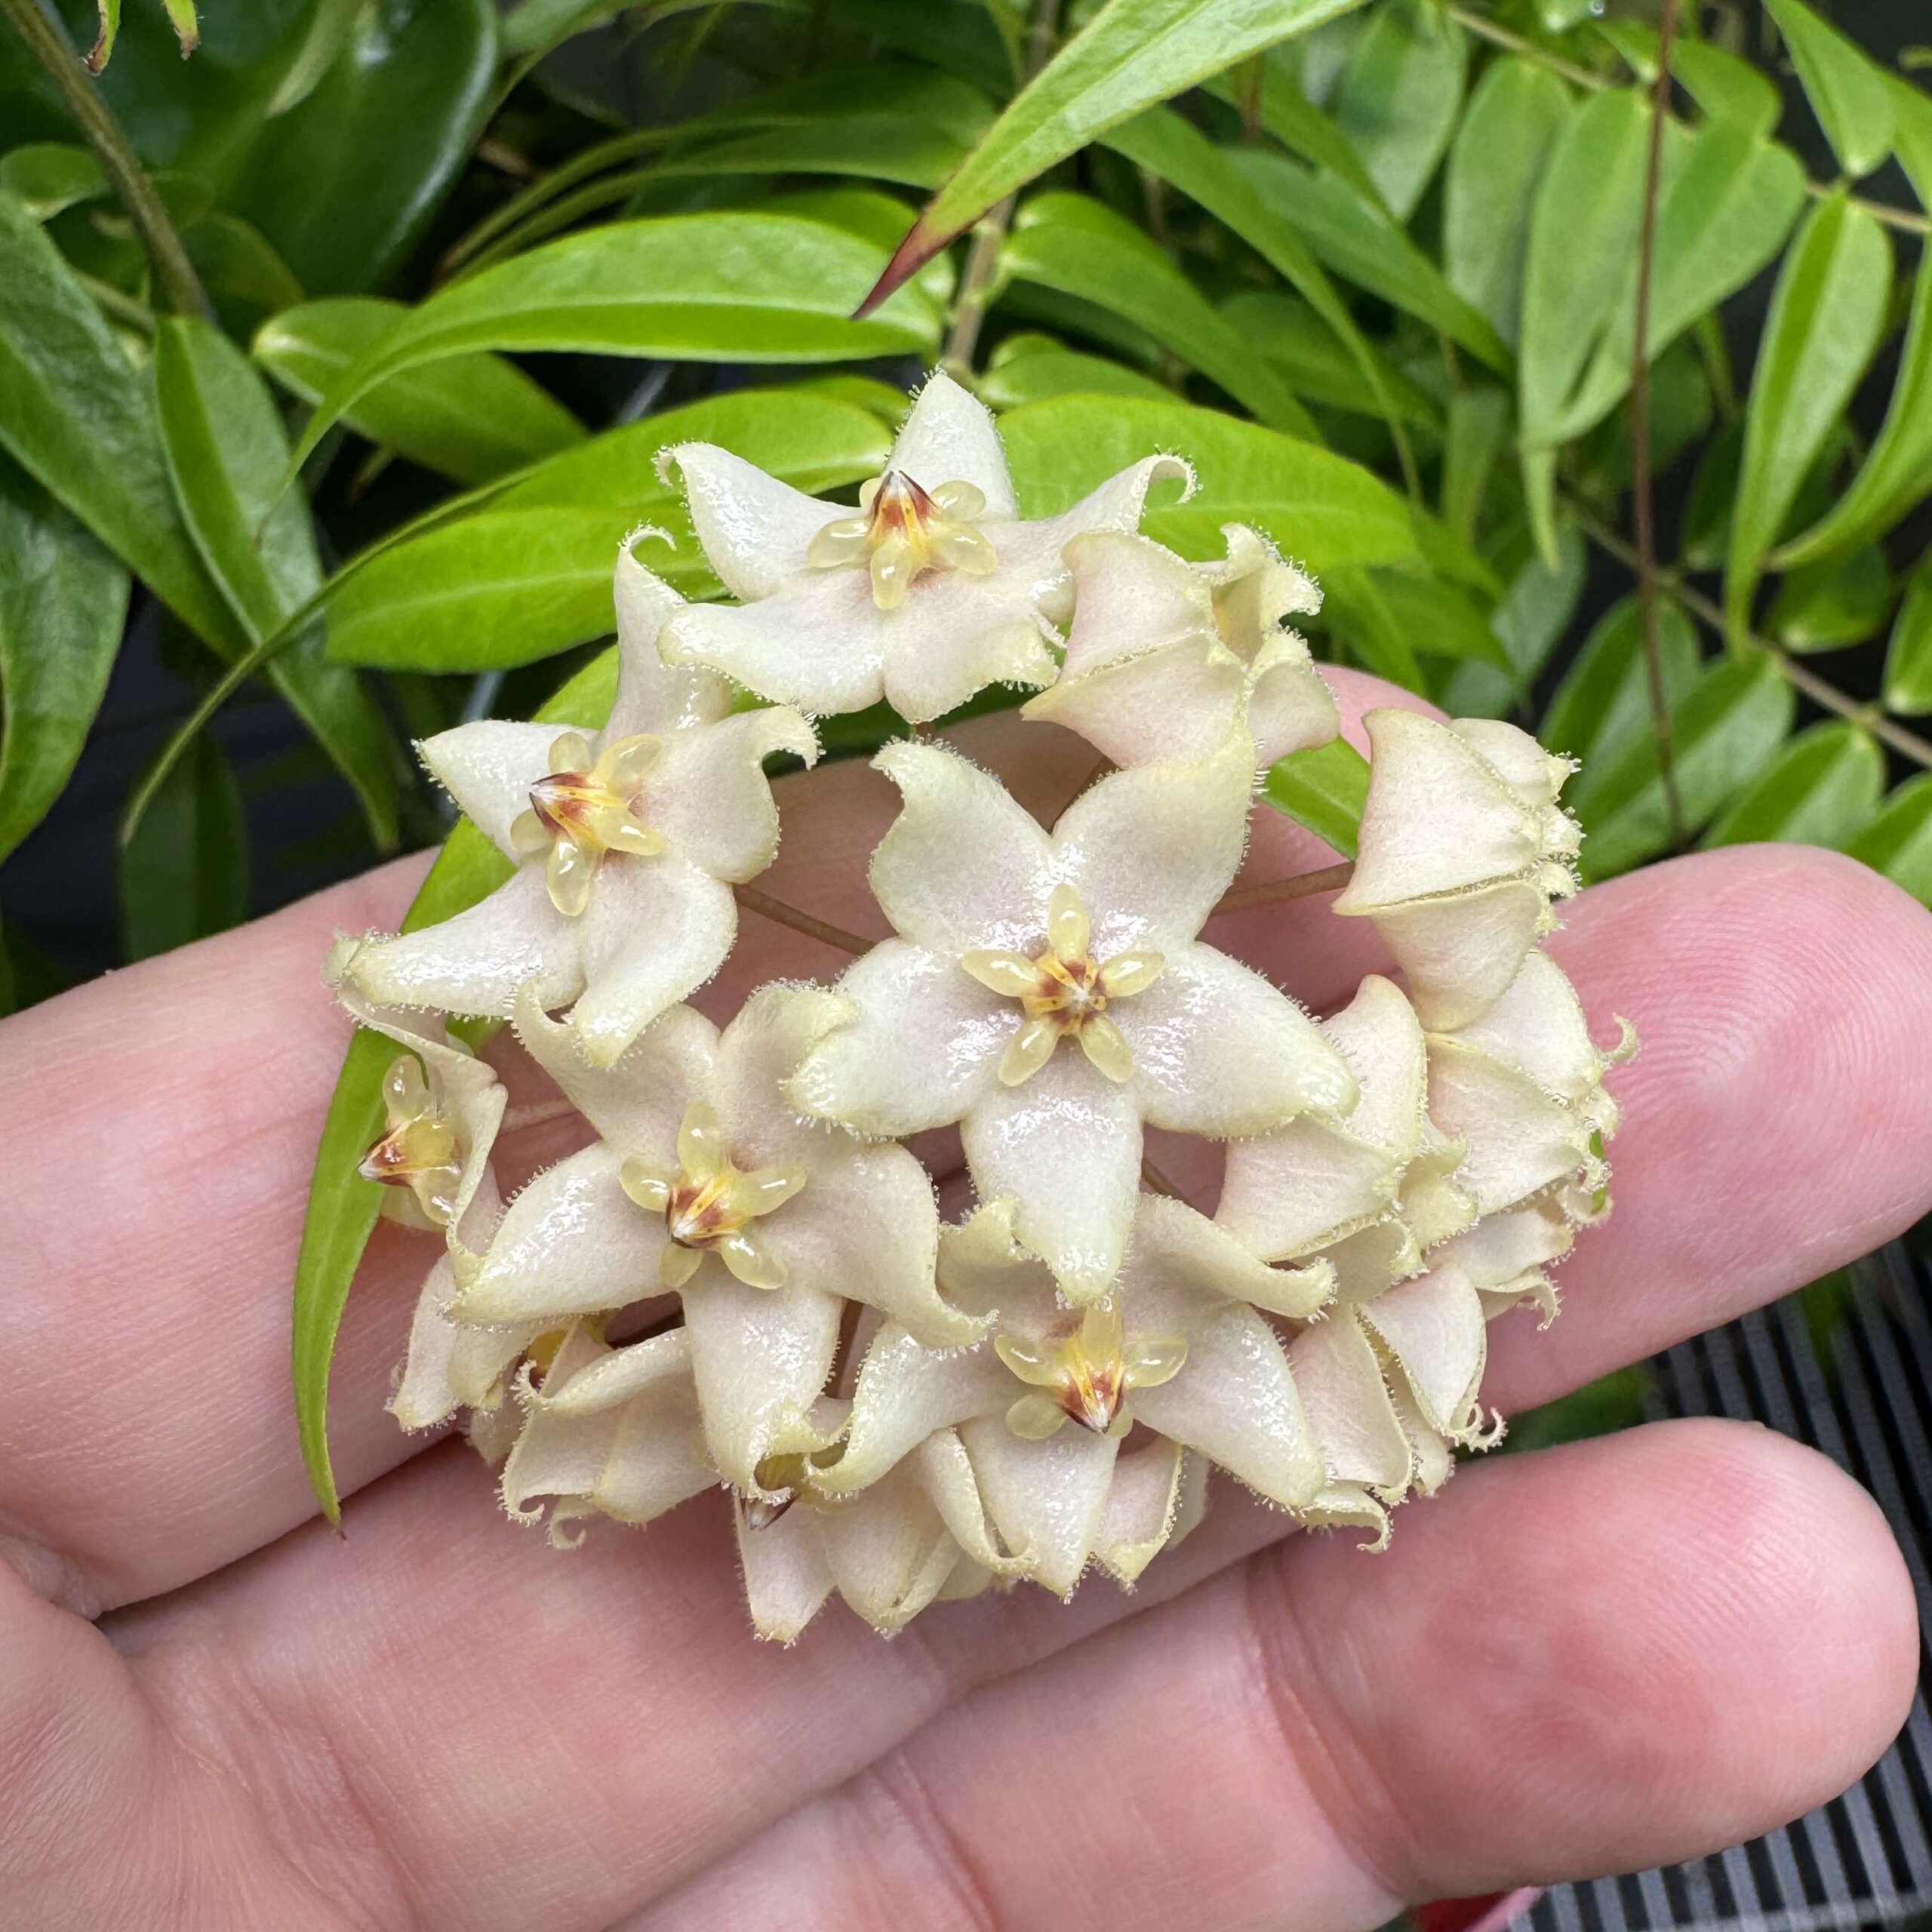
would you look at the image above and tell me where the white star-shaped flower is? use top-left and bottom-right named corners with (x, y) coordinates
top-left (798, 1198), bottom-right (1329, 1596)
top-left (451, 982), bottom-right (979, 1494)
top-left (340, 543), bottom-right (817, 1067)
top-left (789, 734), bottom-right (1355, 1299)
top-left (1024, 524), bottom-right (1340, 768)
top-left (1334, 710), bottom-right (1583, 1029)
top-left (654, 370), bottom-right (1192, 724)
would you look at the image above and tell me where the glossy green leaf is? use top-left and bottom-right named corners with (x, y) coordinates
top-left (1003, 192), bottom-right (1317, 440)
top-left (1777, 245), bottom-right (1932, 569)
top-left (1703, 719), bottom-right (1884, 850)
top-left (1595, 21), bottom-right (1780, 136)
top-left (1543, 594), bottom-right (1702, 775)
top-left (1883, 555), bottom-right (1932, 715)
top-left (1576, 651), bottom-right (1796, 880)
top-left (1763, 0), bottom-right (1894, 180)
top-left (266, 0), bottom-right (363, 115)
top-left (1001, 394), bottom-right (1423, 575)
top-left (1441, 524), bottom-right (1588, 718)
top-left (182, 210), bottom-right (306, 340)
top-left (1725, 194), bottom-right (1890, 644)
top-left (255, 298), bottom-right (587, 486)
top-left (0, 143), bottom-right (106, 220)
top-left (1262, 734), bottom-right (1368, 857)
top-left (0, 452), bottom-right (129, 866)
top-left (864, 0), bottom-right (1369, 301)
top-left (1328, 0), bottom-right (1466, 220)
top-left (1845, 774), bottom-right (1932, 906)
top-left (118, 734), bottom-right (248, 962)
top-left (1201, 51), bottom-right (1390, 213)
top-left (288, 213), bottom-right (941, 473)
top-left (1222, 293), bottom-right (1438, 426)
top-left (1439, 387), bottom-right (1509, 541)
top-left (1221, 146), bottom-right (1510, 374)
top-left (322, 390), bottom-right (891, 671)
top-left (980, 333), bottom-right (1175, 408)
top-left (152, 315), bottom-right (398, 846)
top-left (1103, 108), bottom-right (1428, 469)
top-left (294, 643), bottom-right (619, 1520)
top-left (1315, 566), bottom-right (1422, 688)
top-left (1324, 566), bottom-right (1508, 685)
top-left (1444, 57), bottom-right (1571, 348)
top-left (0, 190), bottom-right (238, 652)
top-left (1767, 546), bottom-right (1892, 651)
top-left (1555, 123), bottom-right (1807, 445)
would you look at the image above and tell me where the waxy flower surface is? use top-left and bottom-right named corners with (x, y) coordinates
top-left (312, 372), bottom-right (1635, 1641)
top-left (342, 546), bottom-right (815, 1066)
top-left (655, 370), bottom-right (1190, 722)
top-left (789, 734), bottom-right (1355, 1298)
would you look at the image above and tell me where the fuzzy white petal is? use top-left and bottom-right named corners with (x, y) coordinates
top-left (649, 706), bottom-right (817, 883)
top-left (1288, 1313), bottom-right (1413, 1494)
top-left (606, 540), bottom-right (734, 738)
top-left (418, 720), bottom-right (559, 860)
top-left (736, 1497), bottom-right (835, 1643)
top-left (1369, 881), bottom-right (1555, 1033)
top-left (1361, 1265), bottom-right (1489, 1441)
top-left (821, 1325), bottom-right (1014, 1494)
top-left (960, 1415), bottom-right (1120, 1597)
top-left (1426, 1037), bottom-right (1597, 1218)
top-left (659, 443), bottom-right (843, 599)
top-left (1093, 1435), bottom-right (1189, 1584)
top-left (888, 371), bottom-right (1017, 515)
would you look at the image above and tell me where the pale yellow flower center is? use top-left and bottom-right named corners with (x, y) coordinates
top-left (509, 730), bottom-right (663, 917)
top-left (804, 470), bottom-right (998, 611)
top-left (961, 884), bottom-right (1165, 1087)
top-left (741, 1446), bottom-right (851, 1528)
top-left (995, 1299), bottom-right (1188, 1439)
top-left (358, 1054), bottom-right (461, 1226)
top-left (620, 1101), bottom-right (806, 1291)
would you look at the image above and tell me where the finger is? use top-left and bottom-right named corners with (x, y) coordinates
top-left (635, 1420), bottom-right (1918, 1932)
top-left (0, 675), bottom-right (1411, 1613)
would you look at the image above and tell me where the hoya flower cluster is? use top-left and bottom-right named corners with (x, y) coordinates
top-left (331, 374), bottom-right (1630, 1640)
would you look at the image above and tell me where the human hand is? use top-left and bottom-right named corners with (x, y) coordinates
top-left (2, 675), bottom-right (1927, 1930)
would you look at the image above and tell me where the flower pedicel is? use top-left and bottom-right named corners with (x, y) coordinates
top-left (328, 372), bottom-right (1632, 1641)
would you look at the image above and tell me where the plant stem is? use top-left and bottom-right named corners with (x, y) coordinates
top-left (1213, 862), bottom-right (1355, 915)
top-left (940, 0), bottom-right (1060, 380)
top-left (1445, 2), bottom-right (1930, 238)
top-left (733, 884), bottom-right (872, 957)
top-left (1630, 0), bottom-right (1687, 852)
top-left (0, 0), bottom-right (210, 318)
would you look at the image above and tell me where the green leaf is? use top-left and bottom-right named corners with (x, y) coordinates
top-left (1767, 545), bottom-right (1892, 651)
top-left (161, 0), bottom-right (199, 56)
top-left (88, 0), bottom-right (121, 69)
top-left (1316, 565), bottom-right (1422, 687)
top-left (118, 734), bottom-right (248, 961)
top-left (864, 0), bottom-right (1369, 301)
top-left (1220, 145), bottom-right (1510, 374)
top-left (0, 190), bottom-right (239, 653)
top-left (1001, 192), bottom-right (1318, 440)
top-left (1324, 565), bottom-right (1509, 685)
top-left (1882, 554), bottom-right (1932, 715)
top-left (255, 297), bottom-right (587, 486)
top-left (1777, 245), bottom-right (1932, 569)
top-left (1103, 107), bottom-right (1429, 472)
top-left (979, 332), bottom-right (1176, 408)
top-left (182, 210), bottom-right (306, 340)
top-left (1594, 21), bottom-right (1780, 136)
top-left (152, 315), bottom-right (398, 847)
top-left (1441, 523), bottom-right (1587, 717)
top-left (288, 213), bottom-right (941, 473)
top-left (0, 451), bottom-right (129, 866)
top-left (1576, 651), bottom-right (1796, 879)
top-left (1726, 193), bottom-right (1890, 644)
top-left (1845, 773), bottom-right (1932, 906)
top-left (1328, 0), bottom-right (1466, 220)
top-left (1444, 56), bottom-right (1571, 348)
top-left (1702, 719), bottom-right (1884, 850)
top-left (321, 389), bottom-right (891, 671)
top-left (1262, 735), bottom-right (1368, 858)
top-left (1202, 50), bottom-right (1391, 214)
top-left (1543, 593), bottom-right (1702, 775)
top-left (1221, 292), bottom-right (1438, 426)
top-left (1001, 393), bottom-right (1423, 575)
top-left (293, 642), bottom-right (619, 1521)
top-left (265, 0), bottom-right (364, 116)
top-left (0, 143), bottom-right (107, 220)
top-left (1439, 386), bottom-right (1509, 540)
top-left (1552, 122), bottom-right (1807, 445)
top-left (1763, 0), bottom-right (1895, 180)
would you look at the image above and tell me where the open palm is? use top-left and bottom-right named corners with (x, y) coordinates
top-left (3, 674), bottom-right (1927, 1931)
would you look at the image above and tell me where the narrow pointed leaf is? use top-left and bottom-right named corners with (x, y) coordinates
top-left (1767, 546), bottom-right (1892, 651)
top-left (1544, 593), bottom-right (1702, 775)
top-left (979, 333), bottom-right (1175, 408)
top-left (87, 0), bottom-right (120, 70)
top-left (1703, 720), bottom-right (1884, 850)
top-left (861, 0), bottom-right (1369, 307)
top-left (1328, 0), bottom-right (1466, 221)
top-left (1845, 774), bottom-right (1932, 906)
top-left (1262, 734), bottom-right (1368, 857)
top-left (0, 453), bottom-right (128, 866)
top-left (1002, 192), bottom-right (1317, 439)
top-left (1763, 0), bottom-right (1895, 180)
top-left (1884, 555), bottom-right (1932, 715)
top-left (1595, 21), bottom-right (1780, 136)
top-left (118, 735), bottom-right (247, 962)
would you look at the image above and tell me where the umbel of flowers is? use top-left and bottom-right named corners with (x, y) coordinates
top-left (333, 374), bottom-right (1631, 1641)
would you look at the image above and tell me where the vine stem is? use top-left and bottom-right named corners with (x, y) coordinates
top-left (940, 0), bottom-right (1060, 380)
top-left (735, 857), bottom-right (1359, 961)
top-left (0, 0), bottom-right (210, 318)
top-left (1444, 2), bottom-right (1930, 239)
top-left (1630, 0), bottom-right (1687, 853)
